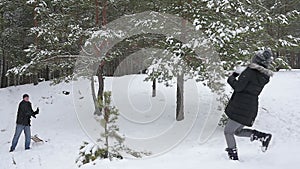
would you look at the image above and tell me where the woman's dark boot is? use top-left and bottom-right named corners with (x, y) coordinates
top-left (250, 130), bottom-right (272, 152)
top-left (225, 148), bottom-right (239, 160)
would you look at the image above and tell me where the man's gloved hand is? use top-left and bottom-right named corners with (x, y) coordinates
top-left (35, 107), bottom-right (39, 114)
top-left (32, 107), bottom-right (39, 118)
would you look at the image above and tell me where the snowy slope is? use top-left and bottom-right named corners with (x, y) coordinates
top-left (1, 70), bottom-right (300, 169)
top-left (0, 82), bottom-right (89, 169)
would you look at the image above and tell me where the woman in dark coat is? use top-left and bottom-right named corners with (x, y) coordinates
top-left (224, 49), bottom-right (274, 160)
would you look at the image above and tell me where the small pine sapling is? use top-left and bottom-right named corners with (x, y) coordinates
top-left (76, 91), bottom-right (151, 167)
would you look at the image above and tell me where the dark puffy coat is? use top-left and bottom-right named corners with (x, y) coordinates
top-left (16, 100), bottom-right (34, 126)
top-left (225, 63), bottom-right (272, 126)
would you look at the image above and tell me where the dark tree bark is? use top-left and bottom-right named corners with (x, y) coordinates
top-left (34, 2), bottom-right (38, 46)
top-left (45, 65), bottom-right (50, 81)
top-left (97, 64), bottom-right (104, 97)
top-left (33, 73), bottom-right (38, 85)
top-left (91, 75), bottom-right (102, 115)
top-left (95, 64), bottom-right (104, 115)
top-left (95, 0), bottom-right (99, 26)
top-left (152, 78), bottom-right (156, 97)
top-left (176, 74), bottom-right (184, 121)
top-left (0, 54), bottom-right (2, 88)
top-left (94, 0), bottom-right (108, 115)
top-left (298, 53), bottom-right (300, 69)
top-left (1, 55), bottom-right (7, 88)
top-left (102, 0), bottom-right (107, 26)
top-left (175, 0), bottom-right (190, 121)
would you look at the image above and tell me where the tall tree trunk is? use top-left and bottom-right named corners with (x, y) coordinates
top-left (298, 53), bottom-right (300, 69)
top-left (176, 0), bottom-right (189, 121)
top-left (95, 0), bottom-right (99, 26)
top-left (45, 65), bottom-right (50, 81)
top-left (0, 54), bottom-right (3, 88)
top-left (94, 0), bottom-right (108, 115)
top-left (104, 106), bottom-right (109, 159)
top-left (34, 3), bottom-right (38, 46)
top-left (97, 64), bottom-right (104, 98)
top-left (102, 0), bottom-right (107, 26)
top-left (13, 74), bottom-right (17, 86)
top-left (33, 73), bottom-right (38, 85)
top-left (7, 73), bottom-right (10, 87)
top-left (91, 75), bottom-right (102, 115)
top-left (30, 2), bottom-right (39, 86)
top-left (1, 55), bottom-right (7, 88)
top-left (152, 78), bottom-right (156, 97)
top-left (176, 73), bottom-right (184, 121)
top-left (95, 63), bottom-right (104, 115)
top-left (290, 51), bottom-right (295, 68)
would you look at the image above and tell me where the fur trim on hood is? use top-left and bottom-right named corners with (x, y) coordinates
top-left (248, 63), bottom-right (274, 77)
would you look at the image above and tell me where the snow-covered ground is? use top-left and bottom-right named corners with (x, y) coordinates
top-left (0, 70), bottom-right (300, 169)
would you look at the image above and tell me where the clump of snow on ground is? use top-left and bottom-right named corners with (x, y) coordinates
top-left (0, 70), bottom-right (299, 169)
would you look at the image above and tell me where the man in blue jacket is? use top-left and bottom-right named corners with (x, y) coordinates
top-left (224, 49), bottom-right (274, 160)
top-left (9, 94), bottom-right (39, 152)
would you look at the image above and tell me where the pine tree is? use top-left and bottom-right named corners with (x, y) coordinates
top-left (7, 0), bottom-right (100, 83)
top-left (0, 0), bottom-right (35, 86)
top-left (76, 91), bottom-right (150, 167)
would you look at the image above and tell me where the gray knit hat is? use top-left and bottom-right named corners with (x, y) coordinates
top-left (252, 49), bottom-right (273, 68)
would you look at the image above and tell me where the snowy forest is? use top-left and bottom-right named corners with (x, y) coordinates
top-left (0, 0), bottom-right (299, 88)
top-left (1, 0), bottom-right (300, 168)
